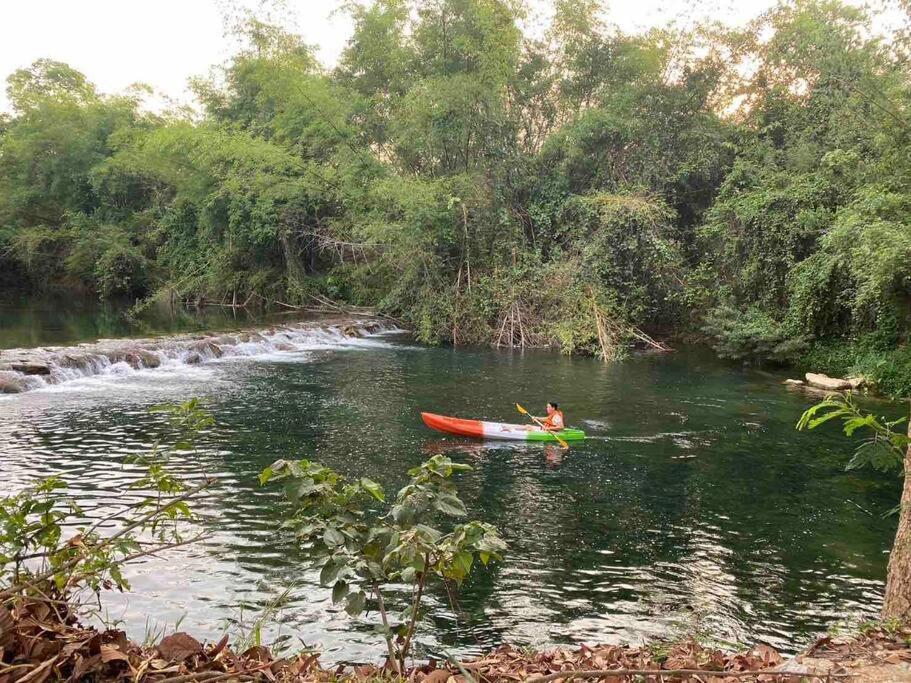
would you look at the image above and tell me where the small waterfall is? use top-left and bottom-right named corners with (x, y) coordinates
top-left (0, 318), bottom-right (397, 394)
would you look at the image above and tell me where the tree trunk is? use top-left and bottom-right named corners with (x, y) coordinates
top-left (882, 404), bottom-right (911, 620)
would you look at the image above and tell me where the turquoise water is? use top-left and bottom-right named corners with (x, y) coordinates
top-left (0, 313), bottom-right (898, 662)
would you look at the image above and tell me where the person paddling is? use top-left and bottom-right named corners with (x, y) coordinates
top-left (525, 402), bottom-right (564, 432)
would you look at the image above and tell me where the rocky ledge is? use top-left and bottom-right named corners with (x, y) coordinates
top-left (0, 317), bottom-right (393, 394)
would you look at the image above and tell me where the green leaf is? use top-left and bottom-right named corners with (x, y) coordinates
top-left (323, 527), bottom-right (345, 547)
top-left (434, 494), bottom-right (467, 517)
top-left (414, 524), bottom-right (442, 542)
top-left (807, 410), bottom-right (846, 430)
top-left (345, 590), bottom-right (366, 616)
top-left (391, 505), bottom-right (414, 525)
top-left (332, 580), bottom-right (349, 604)
top-left (320, 560), bottom-right (342, 585)
top-left (843, 415), bottom-right (875, 437)
top-left (259, 466), bottom-right (274, 486)
top-left (456, 551), bottom-right (473, 576)
top-left (360, 478), bottom-right (385, 502)
top-left (847, 441), bottom-right (903, 472)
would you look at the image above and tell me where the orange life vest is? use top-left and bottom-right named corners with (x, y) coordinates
top-left (543, 410), bottom-right (564, 429)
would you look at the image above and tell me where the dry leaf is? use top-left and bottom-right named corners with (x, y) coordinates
top-left (71, 653), bottom-right (102, 680)
top-left (241, 644), bottom-right (272, 662)
top-left (17, 655), bottom-right (58, 683)
top-left (100, 644), bottom-right (130, 663)
top-left (158, 632), bottom-right (203, 662)
top-left (208, 634), bottom-right (229, 658)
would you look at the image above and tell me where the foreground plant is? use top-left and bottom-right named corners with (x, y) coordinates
top-left (260, 454), bottom-right (506, 673)
top-left (0, 399), bottom-right (214, 613)
top-left (798, 394), bottom-right (911, 620)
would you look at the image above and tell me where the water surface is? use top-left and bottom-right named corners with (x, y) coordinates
top-left (0, 324), bottom-right (897, 662)
top-left (0, 293), bottom-right (283, 349)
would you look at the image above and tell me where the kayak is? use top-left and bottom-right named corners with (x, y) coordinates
top-left (421, 412), bottom-right (586, 442)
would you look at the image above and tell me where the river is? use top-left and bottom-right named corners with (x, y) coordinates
top-left (0, 298), bottom-right (897, 662)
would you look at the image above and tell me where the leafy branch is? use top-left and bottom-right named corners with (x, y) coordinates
top-left (797, 394), bottom-right (910, 473)
top-left (0, 399), bottom-right (216, 611)
top-left (261, 454), bottom-right (506, 673)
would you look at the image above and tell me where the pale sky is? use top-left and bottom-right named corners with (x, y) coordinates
top-left (0, 0), bottom-right (799, 113)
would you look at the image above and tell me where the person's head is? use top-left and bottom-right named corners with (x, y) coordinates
top-left (546, 401), bottom-right (559, 414)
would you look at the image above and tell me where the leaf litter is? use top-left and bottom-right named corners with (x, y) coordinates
top-left (2, 597), bottom-right (909, 681)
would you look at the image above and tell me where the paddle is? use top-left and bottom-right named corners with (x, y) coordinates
top-left (516, 403), bottom-right (569, 449)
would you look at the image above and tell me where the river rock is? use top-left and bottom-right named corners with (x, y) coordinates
top-left (804, 372), bottom-right (852, 391)
top-left (236, 331), bottom-right (265, 343)
top-left (0, 371), bottom-right (26, 393)
top-left (122, 352), bottom-right (143, 369)
top-left (120, 350), bottom-right (161, 369)
top-left (784, 379), bottom-right (804, 386)
top-left (135, 349), bottom-right (162, 368)
top-left (191, 340), bottom-right (223, 358)
top-left (846, 375), bottom-right (867, 390)
top-left (10, 362), bottom-right (50, 375)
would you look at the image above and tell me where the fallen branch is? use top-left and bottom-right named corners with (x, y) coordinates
top-left (154, 665), bottom-right (267, 683)
top-left (15, 655), bottom-right (59, 683)
top-left (526, 668), bottom-right (850, 682)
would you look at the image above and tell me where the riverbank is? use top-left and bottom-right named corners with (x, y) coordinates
top-left (3, 594), bottom-right (910, 681)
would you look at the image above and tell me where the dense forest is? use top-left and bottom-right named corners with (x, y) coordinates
top-left (2, 0), bottom-right (911, 394)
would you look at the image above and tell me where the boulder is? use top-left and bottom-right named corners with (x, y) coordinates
top-left (10, 362), bottom-right (50, 376)
top-left (804, 372), bottom-right (852, 391)
top-left (0, 371), bottom-right (26, 393)
top-left (59, 353), bottom-right (107, 372)
top-left (184, 352), bottom-right (202, 365)
top-left (191, 340), bottom-right (223, 358)
top-left (784, 379), bottom-right (804, 386)
top-left (135, 349), bottom-right (162, 368)
top-left (122, 352), bottom-right (143, 369)
top-left (846, 375), bottom-right (867, 390)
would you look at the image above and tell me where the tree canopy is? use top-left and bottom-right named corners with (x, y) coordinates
top-left (2, 0), bottom-right (911, 393)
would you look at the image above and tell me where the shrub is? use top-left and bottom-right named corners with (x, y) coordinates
top-left (702, 304), bottom-right (806, 364)
top-left (261, 454), bottom-right (505, 674)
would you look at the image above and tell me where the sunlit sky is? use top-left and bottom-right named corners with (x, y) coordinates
top-left (0, 0), bottom-right (844, 113)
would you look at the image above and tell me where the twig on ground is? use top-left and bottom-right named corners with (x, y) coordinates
top-left (526, 669), bottom-right (851, 682)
